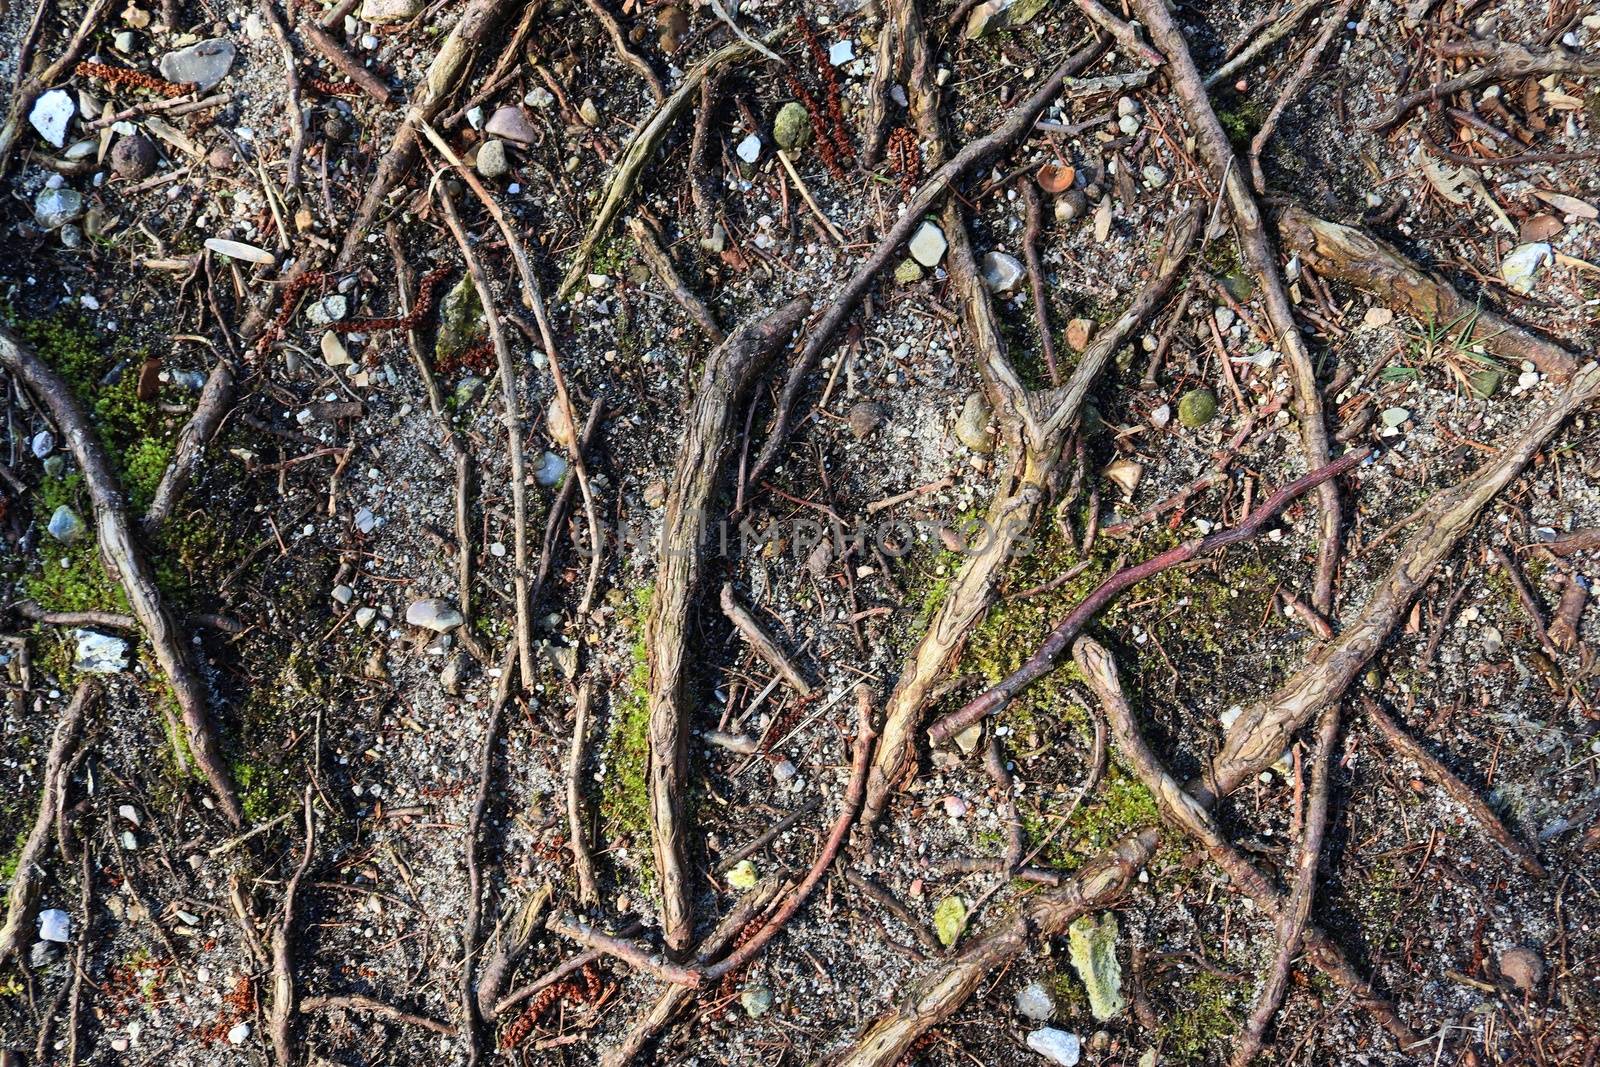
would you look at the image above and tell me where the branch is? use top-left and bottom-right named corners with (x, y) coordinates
top-left (566, 684), bottom-right (600, 906)
top-left (1367, 41), bottom-right (1600, 132)
top-left (720, 583), bottom-right (814, 696)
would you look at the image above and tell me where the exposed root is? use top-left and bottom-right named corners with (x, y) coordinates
top-left (1246, 0), bottom-right (1357, 193)
top-left (627, 216), bottom-right (726, 343)
top-left (300, 994), bottom-right (454, 1034)
top-left (583, 0), bottom-right (665, 103)
top-left (720, 582), bottom-right (814, 696)
top-left (268, 788), bottom-right (316, 1067)
top-left (1367, 40), bottom-right (1600, 132)
top-left (144, 357), bottom-right (234, 532)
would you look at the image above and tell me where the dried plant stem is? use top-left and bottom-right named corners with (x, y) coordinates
top-left (259, 0), bottom-right (306, 191)
top-left (566, 684), bottom-right (600, 906)
top-left (720, 583), bottom-right (814, 696)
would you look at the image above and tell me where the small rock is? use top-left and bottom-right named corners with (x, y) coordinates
top-left (954, 392), bottom-right (995, 453)
top-left (118, 803), bottom-right (141, 825)
top-left (894, 258), bottom-right (924, 284)
top-left (545, 642), bottom-right (578, 680)
top-left (1501, 242), bottom-right (1552, 295)
top-left (1499, 946), bottom-right (1544, 993)
top-left (1026, 1028), bottom-right (1082, 1066)
top-left (1065, 318), bottom-right (1093, 352)
top-left (726, 859), bottom-right (759, 890)
top-left (1468, 367), bottom-right (1502, 399)
top-left (578, 98), bottom-right (599, 126)
top-left (1054, 189), bottom-right (1088, 223)
top-left (740, 986), bottom-right (774, 1018)
top-left (656, 6), bottom-right (687, 53)
top-left (773, 101), bottom-right (811, 150)
top-left (75, 630), bottom-right (130, 673)
top-left (953, 722), bottom-right (983, 755)
top-left (406, 598), bottom-right (464, 633)
top-left (1142, 164), bottom-right (1168, 188)
top-left (227, 1021), bottom-right (251, 1045)
top-left (700, 222), bottom-right (727, 253)
top-left (31, 430), bottom-right (55, 458)
top-left (534, 451), bottom-right (568, 487)
top-left (30, 941), bottom-right (62, 968)
top-left (1015, 980), bottom-right (1056, 1022)
top-left (1520, 214), bottom-right (1563, 243)
top-left (1379, 406), bottom-right (1410, 429)
top-left (1363, 306), bottom-right (1395, 328)
top-left (322, 114), bottom-right (350, 144)
top-left (643, 479), bottom-right (667, 508)
top-left (771, 758), bottom-right (798, 784)
top-left (1102, 458), bottom-right (1143, 497)
top-left (158, 38), bottom-right (236, 90)
top-left (484, 106), bottom-right (538, 145)
top-left (320, 331), bottom-right (352, 367)
top-left (981, 251), bottom-right (1025, 295)
top-left (34, 187), bottom-right (83, 229)
top-left (207, 144), bottom-right (237, 171)
top-left (933, 895), bottom-right (968, 947)
top-left (1149, 403), bottom-right (1171, 428)
top-left (909, 220), bottom-right (948, 267)
top-left (114, 30), bottom-right (137, 52)
top-left (359, 0), bottom-right (421, 23)
top-left (354, 606), bottom-right (377, 629)
top-left (1177, 387), bottom-right (1218, 428)
top-left (1118, 113), bottom-right (1141, 135)
top-left (476, 138), bottom-right (510, 179)
top-left (942, 795), bottom-right (968, 818)
top-left (1117, 96), bottom-right (1140, 118)
top-left (29, 89), bottom-right (75, 148)
top-left (847, 400), bottom-right (884, 439)
top-left (1214, 306), bottom-right (1236, 332)
top-left (111, 133), bottom-right (157, 179)
top-left (48, 504), bottom-right (86, 542)
top-left (39, 909), bottom-right (71, 943)
top-left (547, 396), bottom-right (575, 449)
top-left (736, 132), bottom-right (763, 164)
top-left (332, 584), bottom-right (354, 606)
top-left (305, 294), bottom-right (348, 325)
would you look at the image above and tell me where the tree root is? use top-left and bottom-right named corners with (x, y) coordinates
top-left (583, 0), bottom-right (665, 104)
top-left (545, 913), bottom-right (706, 986)
top-left (268, 788), bottom-right (315, 1067)
top-left (1246, 0), bottom-right (1356, 193)
top-left (1276, 206), bottom-right (1579, 381)
top-left (646, 298), bottom-right (811, 956)
top-left (0, 682), bottom-right (92, 968)
top-left (1068, 0), bottom-right (1162, 67)
top-left (627, 216), bottom-right (726, 343)
top-left (1360, 695), bottom-right (1546, 878)
top-left (1136, 0), bottom-right (1343, 615)
top-left (2, 324), bottom-right (243, 825)
top-left (300, 994), bottom-right (454, 1034)
top-left (719, 582), bottom-right (814, 696)
top-left (144, 357), bottom-right (234, 532)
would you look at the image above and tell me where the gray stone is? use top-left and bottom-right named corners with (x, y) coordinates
top-left (359, 0), bottom-right (422, 23)
top-left (894, 258), bottom-right (924, 284)
top-left (981, 250), bottom-right (1025, 295)
top-left (29, 89), bottom-right (75, 148)
top-left (48, 505), bottom-right (86, 543)
top-left (38, 909), bottom-right (71, 943)
top-left (847, 400), bottom-right (884, 439)
top-left (484, 106), bottom-right (538, 145)
top-left (111, 134), bottom-right (157, 180)
top-left (476, 138), bottom-right (510, 179)
top-left (1068, 912), bottom-right (1126, 1020)
top-left (34, 187), bottom-right (83, 230)
top-left (332, 584), bottom-right (354, 606)
top-left (114, 30), bottom-right (137, 52)
top-left (534, 451), bottom-right (567, 487)
top-left (30, 941), bottom-right (62, 968)
top-left (954, 392), bottom-right (995, 453)
top-left (73, 630), bottom-right (129, 674)
top-left (406, 598), bottom-right (464, 632)
top-left (31, 431), bottom-right (54, 458)
top-left (355, 507), bottom-right (377, 534)
top-left (1015, 980), bottom-right (1056, 1022)
top-left (773, 101), bottom-right (811, 150)
top-left (1026, 1028), bottom-right (1082, 1066)
top-left (740, 986), bottom-right (774, 1018)
top-left (354, 606), bottom-right (377, 629)
top-left (544, 642), bottom-right (578, 680)
top-left (158, 39), bottom-right (237, 91)
top-left (909, 220), bottom-right (947, 267)
top-left (305, 294), bottom-right (348, 325)
top-left (1379, 406), bottom-right (1410, 428)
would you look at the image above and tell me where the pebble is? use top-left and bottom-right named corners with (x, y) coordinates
top-left (34, 187), bottom-right (83, 229)
top-left (829, 40), bottom-right (854, 65)
top-left (772, 758), bottom-right (798, 784)
top-left (1026, 1027), bottom-right (1082, 1066)
top-left (953, 722), bottom-right (983, 755)
top-left (48, 504), bottom-right (86, 542)
top-left (1015, 980), bottom-right (1056, 1022)
top-left (1117, 96), bottom-right (1140, 118)
top-left (736, 132), bottom-right (763, 164)
top-left (1065, 318), bottom-right (1093, 352)
top-left (773, 101), bottom-right (811, 150)
top-left (355, 606), bottom-right (377, 629)
top-left (909, 220), bottom-right (948, 267)
top-left (476, 138), bottom-right (510, 179)
top-left (38, 909), bottom-right (71, 943)
top-left (981, 251), bottom-right (1025, 295)
top-left (1500, 242), bottom-right (1551, 295)
top-left (1149, 402), bottom-right (1171, 428)
top-left (894, 258), bottom-right (924, 284)
top-left (848, 400), bottom-right (884, 439)
top-left (1141, 164), bottom-right (1168, 188)
top-left (942, 795), bottom-right (969, 818)
top-left (31, 431), bottom-right (55, 458)
top-left (355, 507), bottom-right (377, 535)
top-left (578, 98), bottom-right (599, 126)
top-left (74, 630), bottom-right (130, 673)
top-left (1214, 306), bottom-right (1236, 331)
top-left (1363, 306), bottom-right (1394, 328)
top-left (321, 331), bottom-right (352, 368)
top-left (406, 598), bottom-right (464, 633)
top-left (158, 38), bottom-right (236, 90)
top-left (1517, 370), bottom-right (1540, 389)
top-left (1054, 188), bottom-right (1088, 223)
top-left (114, 29), bottom-right (137, 51)
top-left (30, 941), bottom-right (61, 968)
top-left (227, 1022), bottom-right (251, 1045)
top-left (1378, 406), bottom-right (1410, 429)
top-left (332, 584), bottom-right (354, 606)
top-left (1103, 458), bottom-right (1143, 496)
top-left (1178, 387), bottom-right (1218, 428)
top-left (29, 89), bottom-right (75, 148)
top-left (1499, 946), bottom-right (1544, 992)
top-left (118, 804), bottom-right (141, 826)
top-left (359, 0), bottom-right (421, 22)
top-left (1117, 113), bottom-right (1141, 135)
top-left (306, 294), bottom-right (348, 325)
top-left (534, 450), bottom-right (568, 487)
top-left (954, 391), bottom-right (995, 453)
top-left (657, 6), bottom-right (687, 53)
top-left (484, 106), bottom-right (538, 145)
top-left (111, 133), bottom-right (157, 179)
top-left (740, 986), bottom-right (775, 1018)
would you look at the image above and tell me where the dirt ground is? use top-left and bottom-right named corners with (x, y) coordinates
top-left (3, 0), bottom-right (1600, 1063)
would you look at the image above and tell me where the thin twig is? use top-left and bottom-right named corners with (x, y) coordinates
top-left (720, 583), bottom-right (814, 696)
top-left (567, 684), bottom-right (600, 906)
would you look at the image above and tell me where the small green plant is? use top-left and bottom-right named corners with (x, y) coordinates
top-left (602, 587), bottom-right (655, 882)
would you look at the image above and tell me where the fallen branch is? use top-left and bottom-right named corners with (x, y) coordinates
top-left (1, 325), bottom-right (242, 825)
top-left (1276, 206), bottom-right (1579, 380)
top-left (545, 913), bottom-right (705, 986)
top-left (1137, 0), bottom-right (1343, 614)
top-left (461, 650), bottom-right (518, 1063)
top-left (1367, 41), bottom-right (1600, 132)
top-left (269, 788), bottom-right (316, 1067)
top-left (1492, 545), bottom-right (1562, 661)
top-left (1202, 0), bottom-right (1319, 89)
top-left (300, 994), bottom-right (453, 1034)
top-left (475, 884), bottom-right (554, 1020)
top-left (583, 0), bottom-right (665, 103)
top-left (566, 684), bottom-right (600, 906)
top-left (259, 0), bottom-right (307, 191)
top-left (929, 450), bottom-right (1368, 747)
top-left (647, 299), bottom-right (811, 956)
top-left (0, 682), bottom-right (92, 968)
top-left (144, 358), bottom-right (234, 531)
top-left (299, 19), bottom-right (392, 104)
top-left (1360, 695), bottom-right (1545, 878)
top-left (627, 217), bottom-right (726, 343)
top-left (719, 583), bottom-right (814, 696)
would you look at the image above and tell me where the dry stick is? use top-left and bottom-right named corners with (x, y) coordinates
top-left (558, 30), bottom-right (781, 297)
top-left (532, 401), bottom-right (604, 610)
top-left (929, 450), bottom-right (1368, 747)
top-left (461, 649), bottom-right (517, 1064)
top-left (300, 994), bottom-right (453, 1034)
top-left (1537, 528), bottom-right (1600, 557)
top-left (1076, 637), bottom-right (1419, 1051)
top-left (545, 913), bottom-right (706, 986)
top-left (1491, 545), bottom-right (1562, 661)
top-left (566, 684), bottom-right (600, 906)
top-left (1017, 178), bottom-right (1060, 387)
top-left (583, 0), bottom-right (665, 103)
top-left (474, 885), bottom-right (554, 1020)
top-left (712, 797), bottom-right (819, 874)
top-left (597, 879), bottom-right (783, 1067)
top-left (10, 600), bottom-right (240, 633)
top-left (825, 830), bottom-right (1156, 1066)
top-left (745, 34), bottom-right (1108, 490)
top-left (419, 123), bottom-right (605, 621)
top-left (1549, 574), bottom-right (1587, 652)
top-left (1068, 0), bottom-right (1163, 66)
top-left (647, 299), bottom-right (811, 957)
top-left (436, 184), bottom-right (536, 687)
top-left (1138, 0), bottom-right (1343, 616)
top-left (64, 843), bottom-right (92, 1067)
top-left (1360, 696), bottom-right (1545, 878)
top-left (259, 0), bottom-right (307, 192)
top-left (268, 788), bottom-right (315, 1067)
top-left (1276, 206), bottom-right (1578, 381)
top-left (1, 326), bottom-right (243, 825)
top-left (0, 682), bottom-right (92, 968)
top-left (144, 358), bottom-right (234, 531)
top-left (842, 869), bottom-right (943, 955)
top-left (1201, 0), bottom-right (1319, 89)
top-left (0, 0), bottom-right (114, 174)
top-left (1231, 701), bottom-right (1340, 1067)
top-left (1246, 0), bottom-right (1356, 194)
top-left (492, 923), bottom-right (644, 1017)
top-left (626, 217), bottom-right (726, 343)
top-left (719, 583), bottom-right (814, 696)
top-left (831, 363), bottom-right (1600, 1065)
top-left (299, 19), bottom-right (392, 104)
top-left (334, 0), bottom-right (516, 270)
top-left (1366, 42), bottom-right (1600, 132)
top-left (700, 685), bottom-right (876, 983)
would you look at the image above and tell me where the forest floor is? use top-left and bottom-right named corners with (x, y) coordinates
top-left (2, 0), bottom-right (1600, 1064)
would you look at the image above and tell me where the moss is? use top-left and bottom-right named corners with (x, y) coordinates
top-left (1217, 97), bottom-right (1269, 151)
top-left (1158, 969), bottom-right (1246, 1060)
top-left (601, 587), bottom-right (655, 878)
top-left (1, 829), bottom-right (29, 882)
